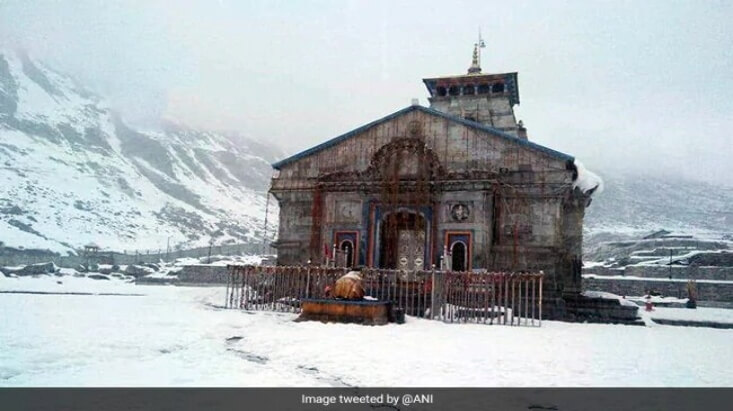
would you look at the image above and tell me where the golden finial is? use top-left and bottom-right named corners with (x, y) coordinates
top-left (467, 29), bottom-right (485, 75)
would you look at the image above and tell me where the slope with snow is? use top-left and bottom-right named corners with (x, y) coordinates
top-left (0, 50), bottom-right (279, 254)
top-left (583, 169), bottom-right (733, 250)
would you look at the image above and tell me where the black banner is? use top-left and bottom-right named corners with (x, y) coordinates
top-left (1, 388), bottom-right (731, 411)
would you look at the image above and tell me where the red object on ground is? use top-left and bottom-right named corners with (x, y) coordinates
top-left (645, 301), bottom-right (654, 311)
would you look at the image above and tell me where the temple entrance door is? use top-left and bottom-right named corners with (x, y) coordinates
top-left (379, 211), bottom-right (427, 269)
top-left (397, 229), bottom-right (425, 270)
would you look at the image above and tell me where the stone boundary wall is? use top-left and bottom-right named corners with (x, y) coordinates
top-left (583, 265), bottom-right (733, 281)
top-left (176, 265), bottom-right (229, 284)
top-left (582, 267), bottom-right (626, 277)
top-left (583, 277), bottom-right (733, 303)
top-left (0, 243), bottom-right (263, 268)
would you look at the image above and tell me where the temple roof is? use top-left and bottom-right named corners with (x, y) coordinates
top-left (271, 105), bottom-right (573, 170)
top-left (422, 72), bottom-right (520, 106)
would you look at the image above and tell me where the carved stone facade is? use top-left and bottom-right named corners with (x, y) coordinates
top-left (269, 67), bottom-right (593, 317)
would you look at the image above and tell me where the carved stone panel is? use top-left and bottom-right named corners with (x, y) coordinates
top-left (445, 202), bottom-right (472, 223)
top-left (335, 200), bottom-right (361, 223)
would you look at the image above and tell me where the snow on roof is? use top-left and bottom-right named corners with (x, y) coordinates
top-left (572, 160), bottom-right (603, 195)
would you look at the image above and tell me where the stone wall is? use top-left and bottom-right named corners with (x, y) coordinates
top-left (0, 242), bottom-right (262, 268)
top-left (270, 108), bottom-right (588, 310)
top-left (272, 109), bottom-right (570, 184)
top-left (583, 277), bottom-right (733, 303)
top-left (583, 265), bottom-right (733, 281)
top-left (176, 265), bottom-right (229, 284)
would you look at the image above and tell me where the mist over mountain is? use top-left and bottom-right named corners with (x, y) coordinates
top-left (583, 168), bottom-right (733, 248)
top-left (0, 50), bottom-right (280, 255)
top-left (1, 49), bottom-right (730, 257)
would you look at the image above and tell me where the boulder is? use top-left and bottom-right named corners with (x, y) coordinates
top-left (5, 262), bottom-right (57, 276)
top-left (333, 271), bottom-right (365, 300)
top-left (87, 274), bottom-right (110, 280)
top-left (124, 264), bottom-right (155, 278)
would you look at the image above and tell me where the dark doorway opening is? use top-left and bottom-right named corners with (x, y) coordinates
top-left (451, 241), bottom-right (467, 272)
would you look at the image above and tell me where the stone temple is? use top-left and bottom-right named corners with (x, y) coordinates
top-left (269, 45), bottom-right (599, 318)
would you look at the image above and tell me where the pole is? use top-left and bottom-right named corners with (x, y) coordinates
top-left (431, 265), bottom-right (436, 320)
top-left (539, 273), bottom-right (543, 327)
top-left (262, 192), bottom-right (270, 255)
top-left (306, 263), bottom-right (311, 299)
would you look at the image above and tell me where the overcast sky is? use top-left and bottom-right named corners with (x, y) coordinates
top-left (1, 0), bottom-right (731, 185)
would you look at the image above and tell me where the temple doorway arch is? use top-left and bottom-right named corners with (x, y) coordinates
top-left (340, 240), bottom-right (355, 268)
top-left (450, 241), bottom-right (467, 272)
top-left (378, 210), bottom-right (427, 270)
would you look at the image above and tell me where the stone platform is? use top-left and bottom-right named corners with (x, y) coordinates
top-left (295, 298), bottom-right (391, 325)
top-left (563, 294), bottom-right (643, 325)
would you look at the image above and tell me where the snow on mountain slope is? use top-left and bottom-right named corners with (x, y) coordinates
top-left (0, 50), bottom-right (279, 254)
top-left (2, 49), bottom-right (729, 257)
top-left (584, 169), bottom-right (733, 245)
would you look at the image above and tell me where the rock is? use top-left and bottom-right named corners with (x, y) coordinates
top-left (88, 263), bottom-right (99, 272)
top-left (111, 264), bottom-right (121, 272)
top-left (3, 262), bottom-right (57, 276)
top-left (124, 264), bottom-right (155, 278)
top-left (1, 205), bottom-right (24, 215)
top-left (77, 264), bottom-right (87, 273)
top-left (87, 274), bottom-right (110, 280)
top-left (98, 267), bottom-right (112, 274)
top-left (143, 263), bottom-right (160, 271)
top-left (333, 271), bottom-right (365, 300)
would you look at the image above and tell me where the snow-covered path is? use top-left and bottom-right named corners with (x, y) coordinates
top-left (1, 277), bottom-right (732, 387)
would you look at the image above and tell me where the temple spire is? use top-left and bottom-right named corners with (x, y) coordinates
top-left (467, 44), bottom-right (481, 74)
top-left (467, 29), bottom-right (486, 75)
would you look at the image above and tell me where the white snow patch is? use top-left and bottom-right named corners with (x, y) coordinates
top-left (573, 160), bottom-right (604, 194)
top-left (649, 307), bottom-right (733, 324)
top-left (1, 276), bottom-right (733, 387)
top-left (581, 290), bottom-right (638, 307)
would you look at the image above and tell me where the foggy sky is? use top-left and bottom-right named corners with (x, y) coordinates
top-left (1, 0), bottom-right (731, 185)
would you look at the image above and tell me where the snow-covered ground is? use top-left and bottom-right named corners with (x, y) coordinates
top-left (648, 307), bottom-right (733, 324)
top-left (2, 275), bottom-right (732, 387)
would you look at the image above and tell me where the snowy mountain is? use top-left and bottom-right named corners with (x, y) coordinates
top-left (2, 49), bottom-right (730, 257)
top-left (584, 169), bottom-right (733, 245)
top-left (0, 50), bottom-right (280, 255)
